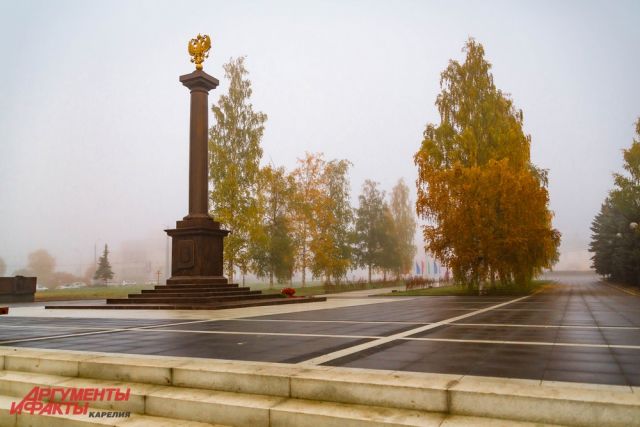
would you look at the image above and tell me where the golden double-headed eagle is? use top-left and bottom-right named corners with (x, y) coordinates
top-left (188, 34), bottom-right (211, 70)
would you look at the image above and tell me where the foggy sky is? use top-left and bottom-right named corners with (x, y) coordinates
top-left (1, 0), bottom-right (639, 274)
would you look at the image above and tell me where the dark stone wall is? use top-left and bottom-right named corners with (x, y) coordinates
top-left (0, 276), bottom-right (37, 302)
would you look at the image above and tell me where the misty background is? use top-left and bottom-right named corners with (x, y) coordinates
top-left (1, 0), bottom-right (639, 282)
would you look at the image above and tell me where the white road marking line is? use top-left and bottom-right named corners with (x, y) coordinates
top-left (298, 293), bottom-right (539, 365)
top-left (401, 337), bottom-right (640, 350)
top-left (0, 318), bottom-right (230, 345)
top-left (0, 325), bottom-right (111, 330)
top-left (0, 329), bottom-right (130, 345)
top-left (199, 318), bottom-right (426, 325)
top-left (4, 319), bottom-right (635, 330)
top-left (134, 319), bottom-right (232, 329)
top-left (127, 328), bottom-right (378, 340)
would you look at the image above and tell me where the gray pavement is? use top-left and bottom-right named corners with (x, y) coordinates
top-left (1, 272), bottom-right (639, 386)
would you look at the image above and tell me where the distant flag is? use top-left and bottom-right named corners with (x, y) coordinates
top-left (421, 260), bottom-right (425, 278)
top-left (415, 262), bottom-right (421, 275)
top-left (433, 260), bottom-right (437, 276)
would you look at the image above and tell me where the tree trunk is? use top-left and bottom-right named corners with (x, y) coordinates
top-left (301, 245), bottom-right (306, 288)
top-left (269, 271), bottom-right (274, 289)
top-left (368, 264), bottom-right (372, 284)
top-left (227, 259), bottom-right (234, 283)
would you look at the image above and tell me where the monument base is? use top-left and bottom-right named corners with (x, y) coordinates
top-left (45, 219), bottom-right (327, 309)
top-left (164, 216), bottom-right (230, 282)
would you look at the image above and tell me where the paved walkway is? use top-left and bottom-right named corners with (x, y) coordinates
top-left (1, 272), bottom-right (638, 386)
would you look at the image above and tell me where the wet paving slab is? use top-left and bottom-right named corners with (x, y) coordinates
top-left (7, 330), bottom-right (372, 364)
top-left (251, 297), bottom-right (511, 323)
top-left (0, 317), bottom-right (175, 328)
top-left (410, 324), bottom-right (559, 343)
top-left (1, 272), bottom-right (639, 387)
top-left (149, 319), bottom-right (420, 337)
top-left (325, 338), bottom-right (640, 386)
top-left (0, 327), bottom-right (108, 342)
top-left (408, 323), bottom-right (640, 346)
top-left (453, 310), bottom-right (567, 326)
top-left (322, 274), bottom-right (640, 386)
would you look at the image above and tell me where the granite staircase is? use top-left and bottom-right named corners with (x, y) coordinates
top-left (2, 347), bottom-right (638, 426)
top-left (46, 278), bottom-right (325, 310)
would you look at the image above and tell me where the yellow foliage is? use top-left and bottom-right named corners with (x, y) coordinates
top-left (415, 39), bottom-right (560, 288)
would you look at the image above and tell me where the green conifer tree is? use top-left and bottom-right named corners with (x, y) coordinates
top-left (93, 244), bottom-right (114, 284)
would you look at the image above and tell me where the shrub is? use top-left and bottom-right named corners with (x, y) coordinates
top-left (404, 276), bottom-right (436, 291)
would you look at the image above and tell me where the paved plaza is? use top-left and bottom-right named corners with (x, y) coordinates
top-left (1, 272), bottom-right (639, 387)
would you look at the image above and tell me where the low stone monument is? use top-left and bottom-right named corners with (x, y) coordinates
top-left (0, 276), bottom-right (37, 303)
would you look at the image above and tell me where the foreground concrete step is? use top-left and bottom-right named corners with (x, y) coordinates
top-left (0, 370), bottom-right (270, 425)
top-left (0, 370), bottom-right (550, 427)
top-left (147, 387), bottom-right (451, 427)
top-left (0, 394), bottom-right (224, 427)
top-left (268, 399), bottom-right (555, 427)
top-left (1, 347), bottom-right (638, 426)
top-left (0, 370), bottom-right (159, 413)
top-left (0, 369), bottom-right (431, 427)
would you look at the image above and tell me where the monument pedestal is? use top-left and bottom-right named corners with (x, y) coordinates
top-left (165, 218), bottom-right (229, 285)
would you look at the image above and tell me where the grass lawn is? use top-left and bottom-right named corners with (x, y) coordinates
top-left (35, 284), bottom-right (155, 301)
top-left (382, 279), bottom-right (554, 297)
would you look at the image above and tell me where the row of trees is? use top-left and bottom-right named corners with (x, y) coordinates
top-left (414, 39), bottom-right (561, 290)
top-left (590, 119), bottom-right (640, 286)
top-left (355, 179), bottom-right (416, 283)
top-left (208, 57), bottom-right (416, 286)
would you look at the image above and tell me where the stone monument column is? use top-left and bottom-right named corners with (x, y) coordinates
top-left (165, 34), bottom-right (229, 285)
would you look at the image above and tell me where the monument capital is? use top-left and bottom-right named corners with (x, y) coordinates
top-left (179, 70), bottom-right (219, 92)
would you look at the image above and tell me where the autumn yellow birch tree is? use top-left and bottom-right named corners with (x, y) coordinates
top-left (209, 57), bottom-right (267, 282)
top-left (415, 39), bottom-right (560, 289)
top-left (291, 153), bottom-right (325, 287)
top-left (250, 165), bottom-right (296, 287)
top-left (310, 159), bottom-right (354, 284)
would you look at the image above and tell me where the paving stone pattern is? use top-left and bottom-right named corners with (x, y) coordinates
top-left (1, 274), bottom-right (638, 386)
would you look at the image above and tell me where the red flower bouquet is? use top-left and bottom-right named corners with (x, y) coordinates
top-left (281, 287), bottom-right (296, 297)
